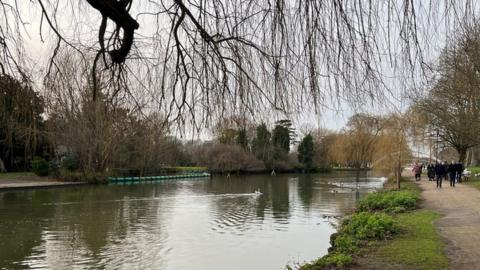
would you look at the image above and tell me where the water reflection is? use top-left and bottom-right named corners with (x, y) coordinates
top-left (0, 172), bottom-right (384, 270)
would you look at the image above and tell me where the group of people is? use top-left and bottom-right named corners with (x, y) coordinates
top-left (412, 161), bottom-right (464, 188)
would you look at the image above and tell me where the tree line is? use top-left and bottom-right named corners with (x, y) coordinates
top-left (0, 79), bottom-right (411, 178)
top-left (0, 70), bottom-right (188, 180)
top-left (186, 113), bottom-right (412, 174)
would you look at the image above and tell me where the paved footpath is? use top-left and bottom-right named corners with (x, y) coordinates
top-left (0, 178), bottom-right (85, 191)
top-left (419, 179), bottom-right (480, 269)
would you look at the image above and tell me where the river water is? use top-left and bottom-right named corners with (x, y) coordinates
top-left (0, 172), bottom-right (385, 270)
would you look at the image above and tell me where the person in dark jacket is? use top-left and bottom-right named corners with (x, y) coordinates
top-left (443, 160), bottom-right (449, 183)
top-left (448, 160), bottom-right (457, 187)
top-left (427, 163), bottom-right (435, 181)
top-left (435, 162), bottom-right (446, 188)
top-left (456, 162), bottom-right (464, 183)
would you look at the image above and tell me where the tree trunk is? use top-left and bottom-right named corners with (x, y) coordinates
top-left (470, 148), bottom-right (478, 166)
top-left (457, 147), bottom-right (468, 163)
top-left (0, 158), bottom-right (5, 173)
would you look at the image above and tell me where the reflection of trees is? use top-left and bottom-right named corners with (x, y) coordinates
top-left (298, 176), bottom-right (314, 209)
top-left (270, 177), bottom-right (290, 221)
top-left (0, 191), bottom-right (55, 268)
top-left (0, 184), bottom-right (173, 268)
top-left (48, 184), bottom-right (170, 268)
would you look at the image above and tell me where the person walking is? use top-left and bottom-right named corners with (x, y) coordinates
top-left (435, 162), bottom-right (445, 188)
top-left (412, 161), bottom-right (422, 181)
top-left (456, 162), bottom-right (464, 183)
top-left (448, 160), bottom-right (456, 187)
top-left (442, 160), bottom-right (449, 183)
top-left (427, 163), bottom-right (435, 181)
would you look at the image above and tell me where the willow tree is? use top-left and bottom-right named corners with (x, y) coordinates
top-left (1, 1), bottom-right (477, 128)
top-left (344, 113), bottom-right (383, 169)
top-left (415, 24), bottom-right (480, 162)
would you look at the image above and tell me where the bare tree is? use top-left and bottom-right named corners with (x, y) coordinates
top-left (415, 24), bottom-right (480, 162)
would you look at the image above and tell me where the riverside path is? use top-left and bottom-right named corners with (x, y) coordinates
top-left (419, 179), bottom-right (480, 269)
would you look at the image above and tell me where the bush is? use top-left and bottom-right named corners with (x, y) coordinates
top-left (48, 159), bottom-right (61, 178)
top-left (299, 253), bottom-right (353, 269)
top-left (31, 157), bottom-right (49, 176)
top-left (61, 156), bottom-right (78, 171)
top-left (59, 170), bottom-right (109, 184)
top-left (332, 234), bottom-right (358, 254)
top-left (357, 191), bottom-right (418, 213)
top-left (83, 171), bottom-right (109, 184)
top-left (59, 170), bottom-right (83, 182)
top-left (341, 212), bottom-right (397, 240)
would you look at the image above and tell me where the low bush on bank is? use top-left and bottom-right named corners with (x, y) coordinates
top-left (340, 212), bottom-right (397, 240)
top-left (357, 191), bottom-right (419, 213)
top-left (59, 170), bottom-right (109, 184)
top-left (61, 156), bottom-right (79, 171)
top-left (31, 157), bottom-right (49, 176)
top-left (299, 253), bottom-right (352, 270)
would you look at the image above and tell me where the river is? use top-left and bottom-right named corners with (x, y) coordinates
top-left (0, 172), bottom-right (385, 269)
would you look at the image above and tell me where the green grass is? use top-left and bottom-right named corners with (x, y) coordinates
top-left (468, 166), bottom-right (480, 175)
top-left (0, 172), bottom-right (36, 179)
top-left (464, 167), bottom-right (480, 190)
top-left (367, 210), bottom-right (448, 270)
top-left (384, 176), bottom-right (421, 193)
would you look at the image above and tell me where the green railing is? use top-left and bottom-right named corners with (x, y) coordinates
top-left (108, 172), bottom-right (211, 183)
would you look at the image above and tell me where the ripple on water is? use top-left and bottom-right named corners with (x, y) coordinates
top-left (209, 197), bottom-right (264, 235)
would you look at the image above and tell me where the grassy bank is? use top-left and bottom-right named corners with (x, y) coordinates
top-left (295, 178), bottom-right (448, 270)
top-left (357, 210), bottom-right (447, 269)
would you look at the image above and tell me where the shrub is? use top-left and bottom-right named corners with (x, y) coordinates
top-left (61, 156), bottom-right (78, 171)
top-left (59, 170), bottom-right (83, 182)
top-left (341, 212), bottom-right (397, 240)
top-left (31, 157), bottom-right (49, 176)
top-left (59, 170), bottom-right (109, 184)
top-left (357, 191), bottom-right (418, 213)
top-left (332, 234), bottom-right (358, 253)
top-left (299, 253), bottom-right (353, 269)
top-left (48, 159), bottom-right (61, 178)
top-left (82, 171), bottom-right (109, 184)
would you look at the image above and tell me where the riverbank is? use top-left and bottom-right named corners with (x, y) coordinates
top-left (0, 172), bottom-right (86, 191)
top-left (296, 177), bottom-right (448, 270)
